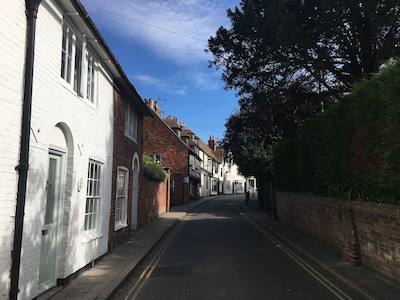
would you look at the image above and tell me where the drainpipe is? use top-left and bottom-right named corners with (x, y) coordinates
top-left (9, 1), bottom-right (42, 299)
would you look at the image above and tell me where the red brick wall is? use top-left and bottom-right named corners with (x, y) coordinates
top-left (275, 191), bottom-right (400, 284)
top-left (109, 90), bottom-right (144, 251)
top-left (143, 110), bottom-right (189, 205)
top-left (138, 174), bottom-right (170, 228)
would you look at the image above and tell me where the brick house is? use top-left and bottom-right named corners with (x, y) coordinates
top-left (109, 84), bottom-right (151, 252)
top-left (143, 99), bottom-right (201, 206)
top-left (0, 0), bottom-right (147, 298)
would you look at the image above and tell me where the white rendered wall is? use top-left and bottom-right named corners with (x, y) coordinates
top-left (1, 1), bottom-right (114, 298)
top-left (0, 0), bottom-right (27, 298)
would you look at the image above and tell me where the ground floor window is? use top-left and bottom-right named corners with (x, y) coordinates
top-left (115, 167), bottom-right (128, 229)
top-left (212, 178), bottom-right (218, 192)
top-left (85, 160), bottom-right (102, 232)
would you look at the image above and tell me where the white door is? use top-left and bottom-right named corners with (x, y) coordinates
top-left (39, 153), bottom-right (62, 291)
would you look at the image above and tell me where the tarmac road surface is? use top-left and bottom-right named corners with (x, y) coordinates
top-left (113, 195), bottom-right (366, 300)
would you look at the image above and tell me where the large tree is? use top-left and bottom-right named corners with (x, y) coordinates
top-left (209, 0), bottom-right (400, 141)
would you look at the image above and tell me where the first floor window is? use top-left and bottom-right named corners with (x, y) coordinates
top-left (115, 167), bottom-right (128, 229)
top-left (125, 102), bottom-right (138, 142)
top-left (85, 160), bottom-right (102, 232)
top-left (149, 154), bottom-right (162, 164)
top-left (73, 43), bottom-right (82, 93)
top-left (60, 20), bottom-right (97, 103)
top-left (61, 25), bottom-right (73, 83)
top-left (87, 54), bottom-right (95, 103)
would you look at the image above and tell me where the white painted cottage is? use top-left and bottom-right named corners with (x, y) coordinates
top-left (0, 0), bottom-right (143, 298)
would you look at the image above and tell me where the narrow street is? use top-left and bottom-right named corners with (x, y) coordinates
top-left (113, 195), bottom-right (363, 300)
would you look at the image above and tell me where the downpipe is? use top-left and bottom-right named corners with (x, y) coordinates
top-left (9, 0), bottom-right (42, 299)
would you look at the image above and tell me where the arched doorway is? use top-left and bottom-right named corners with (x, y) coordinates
top-left (39, 125), bottom-right (69, 292)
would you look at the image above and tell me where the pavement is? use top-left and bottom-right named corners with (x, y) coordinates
top-left (36, 194), bottom-right (400, 300)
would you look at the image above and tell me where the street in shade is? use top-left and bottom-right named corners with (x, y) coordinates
top-left (113, 195), bottom-right (366, 300)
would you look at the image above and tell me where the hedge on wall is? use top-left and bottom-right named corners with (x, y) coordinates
top-left (272, 59), bottom-right (400, 204)
top-left (142, 154), bottom-right (168, 182)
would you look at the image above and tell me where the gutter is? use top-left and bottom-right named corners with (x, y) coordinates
top-left (9, 1), bottom-right (42, 299)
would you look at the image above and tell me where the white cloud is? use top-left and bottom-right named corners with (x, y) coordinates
top-left (81, 0), bottom-right (234, 64)
top-left (190, 71), bottom-right (221, 91)
top-left (132, 69), bottom-right (222, 95)
top-left (132, 73), bottom-right (187, 95)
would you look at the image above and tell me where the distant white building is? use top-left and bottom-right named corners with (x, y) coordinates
top-left (222, 162), bottom-right (247, 194)
top-left (198, 138), bottom-right (221, 197)
top-left (205, 137), bottom-right (256, 195)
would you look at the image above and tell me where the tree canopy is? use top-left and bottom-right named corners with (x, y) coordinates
top-left (208, 0), bottom-right (400, 178)
top-left (209, 0), bottom-right (400, 99)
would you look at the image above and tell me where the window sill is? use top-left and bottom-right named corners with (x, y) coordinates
top-left (114, 223), bottom-right (128, 231)
top-left (124, 133), bottom-right (138, 144)
top-left (82, 233), bottom-right (103, 244)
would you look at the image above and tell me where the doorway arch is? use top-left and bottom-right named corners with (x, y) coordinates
top-left (131, 153), bottom-right (140, 230)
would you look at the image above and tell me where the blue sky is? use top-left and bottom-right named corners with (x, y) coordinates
top-left (80, 0), bottom-right (240, 143)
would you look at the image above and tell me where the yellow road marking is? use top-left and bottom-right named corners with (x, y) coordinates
top-left (240, 211), bottom-right (351, 300)
top-left (123, 220), bottom-right (186, 300)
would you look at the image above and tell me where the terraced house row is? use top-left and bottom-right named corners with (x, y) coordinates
top-left (0, 1), bottom-right (255, 299)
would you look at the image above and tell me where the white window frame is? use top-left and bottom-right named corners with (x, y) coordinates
top-left (84, 160), bottom-right (102, 236)
top-left (73, 42), bottom-right (82, 93)
top-left (115, 167), bottom-right (128, 230)
top-left (86, 53), bottom-right (96, 103)
top-left (125, 102), bottom-right (138, 142)
top-left (149, 154), bottom-right (162, 164)
top-left (61, 25), bottom-right (73, 84)
top-left (61, 21), bottom-right (97, 104)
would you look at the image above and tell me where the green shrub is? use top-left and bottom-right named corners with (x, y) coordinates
top-left (272, 59), bottom-right (400, 204)
top-left (141, 154), bottom-right (168, 182)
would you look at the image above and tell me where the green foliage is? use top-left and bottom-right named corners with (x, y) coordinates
top-left (208, 0), bottom-right (400, 144)
top-left (223, 110), bottom-right (273, 180)
top-left (273, 59), bottom-right (400, 204)
top-left (141, 154), bottom-right (168, 182)
top-left (262, 181), bottom-right (274, 218)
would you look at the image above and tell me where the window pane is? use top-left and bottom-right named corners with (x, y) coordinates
top-left (66, 31), bottom-right (72, 83)
top-left (73, 44), bottom-right (82, 92)
top-left (85, 161), bottom-right (102, 231)
top-left (125, 103), bottom-right (138, 141)
top-left (87, 55), bottom-right (95, 103)
top-left (61, 29), bottom-right (67, 78)
top-left (115, 168), bottom-right (127, 225)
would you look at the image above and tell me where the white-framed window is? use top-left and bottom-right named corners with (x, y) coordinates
top-left (149, 154), bottom-right (162, 164)
top-left (212, 178), bottom-right (218, 192)
top-left (61, 22), bottom-right (97, 103)
top-left (85, 160), bottom-right (102, 233)
top-left (125, 102), bottom-right (138, 142)
top-left (73, 43), bottom-right (82, 93)
top-left (87, 53), bottom-right (95, 103)
top-left (61, 25), bottom-right (73, 83)
top-left (115, 167), bottom-right (128, 230)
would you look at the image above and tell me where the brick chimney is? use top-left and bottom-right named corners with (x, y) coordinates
top-left (208, 135), bottom-right (216, 151)
top-left (154, 101), bottom-right (161, 115)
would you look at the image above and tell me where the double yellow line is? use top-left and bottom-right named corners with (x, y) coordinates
top-left (123, 221), bottom-right (186, 300)
top-left (240, 211), bottom-right (352, 300)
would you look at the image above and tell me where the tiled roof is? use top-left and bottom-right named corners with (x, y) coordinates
top-left (198, 139), bottom-right (221, 163)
